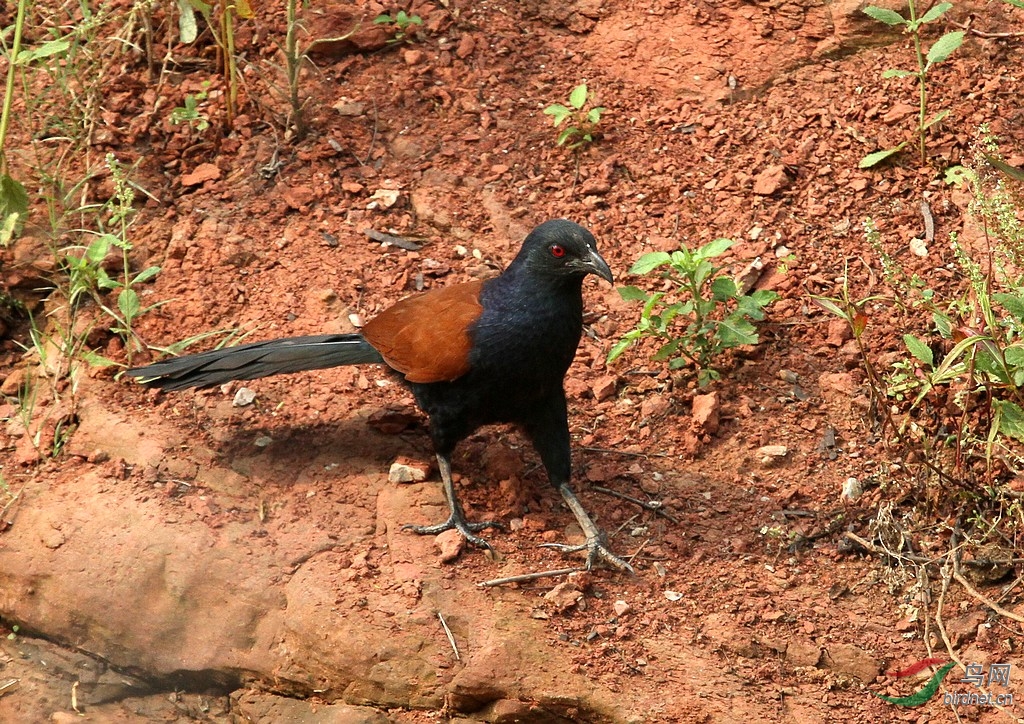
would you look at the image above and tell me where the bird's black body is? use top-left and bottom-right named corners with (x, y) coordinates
top-left (128, 219), bottom-right (630, 571)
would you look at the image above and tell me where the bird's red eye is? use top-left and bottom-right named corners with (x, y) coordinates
top-left (550, 244), bottom-right (566, 258)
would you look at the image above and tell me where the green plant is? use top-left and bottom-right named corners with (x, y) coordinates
top-left (859, 1), bottom-right (964, 167)
top-left (179, 0), bottom-right (254, 130)
top-left (61, 155), bottom-right (164, 361)
top-left (279, 0), bottom-right (358, 140)
top-left (373, 10), bottom-right (422, 44)
top-left (608, 238), bottom-right (779, 387)
top-left (542, 84), bottom-right (605, 150)
top-left (0, 0), bottom-right (36, 239)
top-left (169, 87), bottom-right (211, 131)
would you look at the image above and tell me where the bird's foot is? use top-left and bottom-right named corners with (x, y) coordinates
top-left (403, 516), bottom-right (503, 550)
top-left (541, 536), bottom-right (635, 574)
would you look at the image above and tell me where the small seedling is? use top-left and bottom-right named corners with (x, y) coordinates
top-left (542, 84), bottom-right (605, 150)
top-left (608, 238), bottom-right (778, 387)
top-left (859, 1), bottom-right (964, 167)
top-left (169, 87), bottom-right (211, 132)
top-left (374, 10), bottom-right (422, 44)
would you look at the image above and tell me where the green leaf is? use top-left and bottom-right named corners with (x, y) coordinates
top-left (925, 31), bottom-right (964, 68)
top-left (16, 38), bottom-right (70, 64)
top-left (903, 334), bottom-right (934, 366)
top-left (749, 289), bottom-right (780, 307)
top-left (859, 145), bottom-right (904, 168)
top-left (86, 235), bottom-right (115, 263)
top-left (810, 296), bottom-right (849, 320)
top-left (0, 174), bottom-right (29, 220)
top-left (994, 292), bottom-right (1024, 322)
top-left (699, 238), bottom-right (734, 260)
top-left (984, 155), bottom-right (1024, 181)
top-left (176, 0), bottom-right (199, 43)
top-left (606, 337), bottom-right (632, 363)
top-left (543, 104), bottom-right (571, 125)
top-left (587, 107), bottom-right (604, 124)
top-left (80, 349), bottom-right (118, 368)
top-left (933, 312), bottom-right (953, 338)
top-left (863, 6), bottom-right (907, 25)
top-left (653, 338), bottom-right (681, 361)
top-left (1003, 0), bottom-right (1024, 9)
top-left (717, 315), bottom-right (758, 348)
top-left (943, 165), bottom-right (974, 187)
top-left (569, 84), bottom-right (588, 110)
top-left (556, 127), bottom-right (580, 146)
top-left (1003, 345), bottom-right (1024, 369)
top-left (618, 285), bottom-right (649, 302)
top-left (882, 69), bottom-right (915, 79)
top-left (629, 252), bottom-right (672, 275)
top-left (710, 276), bottom-right (738, 301)
top-left (131, 266), bottom-right (162, 285)
top-left (118, 288), bottom-right (140, 320)
top-left (919, 2), bottom-right (953, 23)
top-left (995, 400), bottom-right (1024, 443)
top-left (1, 211), bottom-right (19, 246)
top-left (736, 292), bottom-right (776, 319)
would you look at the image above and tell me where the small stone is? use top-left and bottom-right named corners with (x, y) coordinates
top-left (824, 643), bottom-right (880, 682)
top-left (455, 34), bottom-right (475, 58)
top-left (786, 636), bottom-right (822, 667)
top-left (87, 449), bottom-right (110, 464)
top-left (825, 318), bottom-right (852, 347)
top-left (664, 590), bottom-right (684, 602)
top-left (232, 387), bottom-right (257, 407)
top-left (403, 49), bottom-right (425, 65)
top-left (388, 458), bottom-right (429, 484)
top-left (180, 162), bottom-right (221, 187)
top-left (592, 375), bottom-right (617, 402)
top-left (691, 392), bottom-right (720, 434)
top-left (331, 99), bottom-right (366, 116)
top-left (752, 164), bottom-right (790, 196)
top-left (613, 600), bottom-right (631, 617)
top-left (777, 369), bottom-right (799, 383)
top-left (841, 477), bottom-right (863, 501)
top-left (757, 445), bottom-right (788, 466)
top-left (435, 528), bottom-right (465, 563)
top-left (0, 367), bottom-right (28, 396)
top-left (544, 581), bottom-right (584, 611)
top-left (253, 435), bottom-right (273, 448)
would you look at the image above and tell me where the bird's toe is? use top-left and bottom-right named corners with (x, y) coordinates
top-left (403, 516), bottom-right (502, 551)
top-left (541, 537), bottom-right (635, 574)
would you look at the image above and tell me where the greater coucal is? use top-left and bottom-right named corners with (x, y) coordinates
top-left (127, 219), bottom-right (631, 572)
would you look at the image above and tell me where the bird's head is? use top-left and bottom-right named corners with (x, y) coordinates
top-left (515, 219), bottom-right (613, 285)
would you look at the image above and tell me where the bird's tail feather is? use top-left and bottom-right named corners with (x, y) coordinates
top-left (126, 334), bottom-right (385, 391)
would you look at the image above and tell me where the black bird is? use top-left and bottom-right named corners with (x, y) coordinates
top-left (127, 219), bottom-right (631, 572)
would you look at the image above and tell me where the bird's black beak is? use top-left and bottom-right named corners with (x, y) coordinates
top-left (578, 247), bottom-right (614, 284)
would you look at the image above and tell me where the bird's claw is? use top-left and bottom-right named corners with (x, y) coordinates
top-left (403, 516), bottom-right (503, 550)
top-left (540, 536), bottom-right (635, 574)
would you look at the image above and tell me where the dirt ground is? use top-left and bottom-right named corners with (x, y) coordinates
top-left (2, 0), bottom-right (1024, 722)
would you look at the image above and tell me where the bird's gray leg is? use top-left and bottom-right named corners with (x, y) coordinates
top-left (541, 483), bottom-right (635, 574)
top-left (403, 454), bottom-right (503, 550)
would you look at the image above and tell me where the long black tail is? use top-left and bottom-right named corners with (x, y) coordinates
top-left (126, 334), bottom-right (386, 391)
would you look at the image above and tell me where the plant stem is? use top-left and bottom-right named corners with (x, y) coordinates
top-left (0, 0), bottom-right (28, 175)
top-left (285, 0), bottom-right (305, 139)
top-left (223, 2), bottom-right (237, 130)
top-left (908, 0), bottom-right (928, 164)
